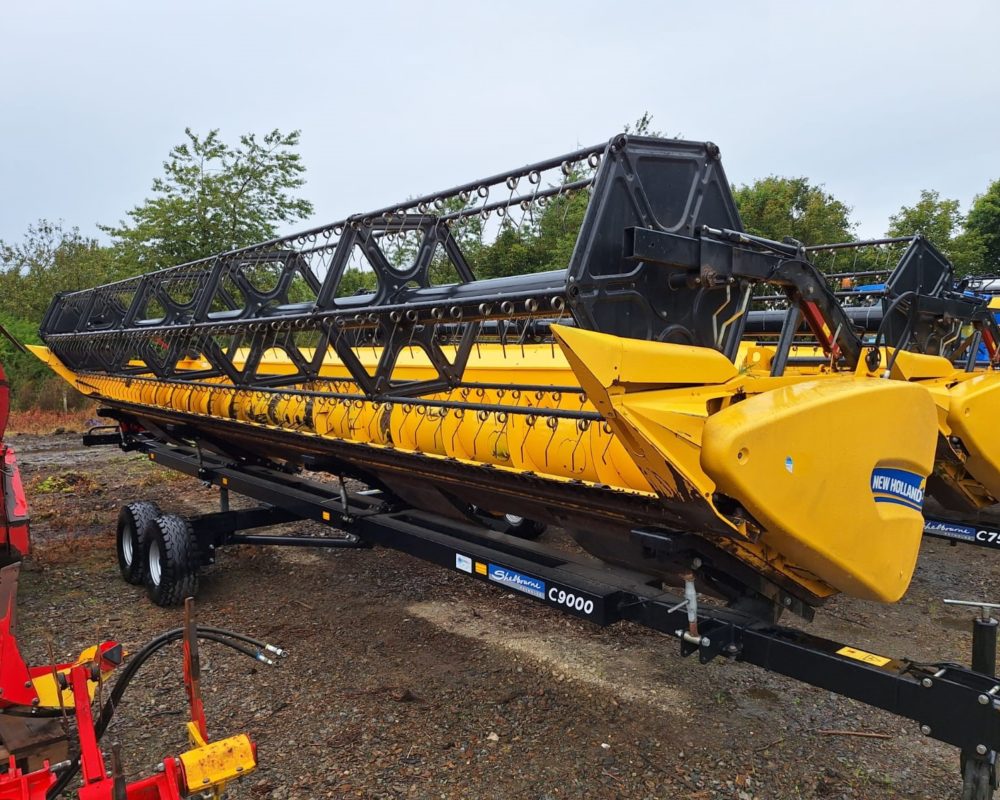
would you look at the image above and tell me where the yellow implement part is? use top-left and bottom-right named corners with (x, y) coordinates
top-left (945, 371), bottom-right (1000, 502)
top-left (178, 733), bottom-right (256, 794)
top-left (554, 325), bottom-right (729, 509)
top-left (27, 345), bottom-right (86, 390)
top-left (701, 378), bottom-right (936, 601)
top-left (735, 342), bottom-right (1000, 512)
top-left (554, 332), bottom-right (738, 390)
top-left (31, 645), bottom-right (110, 709)
top-left (555, 325), bottom-right (937, 602)
top-left (31, 330), bottom-right (940, 604)
top-left (29, 343), bottom-right (653, 495)
top-left (886, 351), bottom-right (955, 382)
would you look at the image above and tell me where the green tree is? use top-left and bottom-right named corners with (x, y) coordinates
top-left (0, 220), bottom-right (122, 407)
top-left (101, 128), bottom-right (314, 272)
top-left (0, 220), bottom-right (121, 323)
top-left (0, 313), bottom-right (54, 409)
top-left (336, 267), bottom-right (378, 296)
top-left (885, 189), bottom-right (985, 274)
top-left (966, 178), bottom-right (1000, 274)
top-left (474, 223), bottom-right (545, 279)
top-left (732, 176), bottom-right (855, 246)
top-left (623, 111), bottom-right (662, 137)
top-left (469, 185), bottom-right (591, 280)
top-left (886, 189), bottom-right (962, 243)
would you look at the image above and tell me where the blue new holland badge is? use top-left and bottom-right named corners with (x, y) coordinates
top-left (870, 467), bottom-right (925, 512)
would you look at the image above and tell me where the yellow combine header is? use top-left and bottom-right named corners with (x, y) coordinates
top-left (30, 134), bottom-right (998, 622)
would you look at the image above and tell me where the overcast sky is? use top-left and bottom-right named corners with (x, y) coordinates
top-left (2, 0), bottom-right (998, 246)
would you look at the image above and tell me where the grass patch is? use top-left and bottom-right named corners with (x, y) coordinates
top-left (8, 406), bottom-right (99, 435)
top-left (30, 471), bottom-right (99, 495)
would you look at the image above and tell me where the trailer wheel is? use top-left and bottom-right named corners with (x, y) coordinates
top-left (961, 757), bottom-right (994, 800)
top-left (144, 514), bottom-right (199, 606)
top-left (470, 507), bottom-right (547, 540)
top-left (500, 514), bottom-right (547, 540)
top-left (116, 501), bottom-right (161, 585)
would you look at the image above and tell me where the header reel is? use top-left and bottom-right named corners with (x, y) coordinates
top-left (41, 135), bottom-right (865, 396)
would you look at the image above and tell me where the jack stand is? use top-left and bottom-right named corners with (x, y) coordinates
top-left (944, 599), bottom-right (1000, 800)
top-left (672, 573), bottom-right (708, 648)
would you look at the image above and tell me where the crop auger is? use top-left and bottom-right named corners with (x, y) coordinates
top-left (28, 134), bottom-right (1000, 799)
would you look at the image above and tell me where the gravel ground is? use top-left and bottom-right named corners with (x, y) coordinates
top-left (8, 431), bottom-right (999, 799)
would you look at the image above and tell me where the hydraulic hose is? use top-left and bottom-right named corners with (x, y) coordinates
top-left (872, 290), bottom-right (917, 361)
top-left (46, 625), bottom-right (281, 798)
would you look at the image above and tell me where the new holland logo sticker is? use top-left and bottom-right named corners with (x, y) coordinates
top-left (870, 467), bottom-right (925, 512)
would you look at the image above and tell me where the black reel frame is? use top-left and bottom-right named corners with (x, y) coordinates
top-left (744, 235), bottom-right (1000, 372)
top-left (42, 135), bottom-right (866, 399)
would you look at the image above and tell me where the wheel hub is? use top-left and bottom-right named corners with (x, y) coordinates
top-left (122, 523), bottom-right (134, 566)
top-left (149, 538), bottom-right (162, 585)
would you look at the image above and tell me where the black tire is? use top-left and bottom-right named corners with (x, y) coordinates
top-left (144, 513), bottom-right (199, 607)
top-left (499, 514), bottom-right (547, 540)
top-left (962, 757), bottom-right (994, 800)
top-left (116, 501), bottom-right (161, 585)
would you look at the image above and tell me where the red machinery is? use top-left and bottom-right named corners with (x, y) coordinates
top-left (0, 360), bottom-right (30, 563)
top-left (0, 565), bottom-right (265, 799)
top-left (0, 342), bottom-right (269, 797)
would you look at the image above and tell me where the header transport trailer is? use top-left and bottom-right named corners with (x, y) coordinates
top-left (28, 134), bottom-right (1000, 797)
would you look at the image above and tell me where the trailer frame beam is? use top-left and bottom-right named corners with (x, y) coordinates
top-left (110, 431), bottom-right (1000, 758)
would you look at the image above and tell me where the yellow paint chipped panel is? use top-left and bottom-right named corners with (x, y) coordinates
top-left (178, 733), bottom-right (256, 791)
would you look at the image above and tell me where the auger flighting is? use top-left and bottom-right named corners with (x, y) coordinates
top-left (34, 133), bottom-right (989, 622)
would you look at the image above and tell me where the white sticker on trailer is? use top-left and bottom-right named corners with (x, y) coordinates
top-left (455, 553), bottom-right (473, 573)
